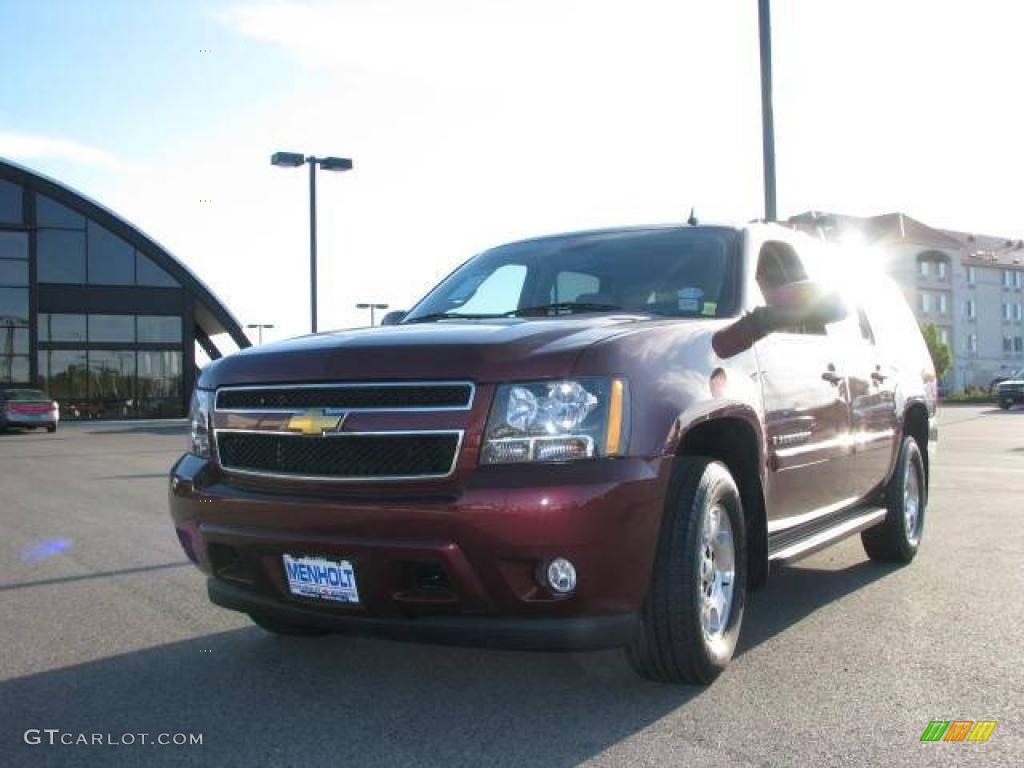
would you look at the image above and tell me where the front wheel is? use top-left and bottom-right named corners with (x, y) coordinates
top-left (862, 436), bottom-right (926, 563)
top-left (627, 457), bottom-right (747, 685)
top-left (46, 424), bottom-right (57, 433)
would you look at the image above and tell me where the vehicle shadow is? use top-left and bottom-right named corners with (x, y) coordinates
top-left (2, 559), bottom-right (896, 767)
top-left (739, 559), bottom-right (897, 653)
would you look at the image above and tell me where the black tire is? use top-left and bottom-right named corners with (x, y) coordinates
top-left (249, 613), bottom-right (330, 637)
top-left (999, 401), bottom-right (1011, 410)
top-left (861, 436), bottom-right (926, 563)
top-left (46, 424), bottom-right (57, 433)
top-left (627, 457), bottom-right (747, 685)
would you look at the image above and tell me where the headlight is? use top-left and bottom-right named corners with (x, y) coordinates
top-left (188, 388), bottom-right (213, 458)
top-left (481, 378), bottom-right (628, 464)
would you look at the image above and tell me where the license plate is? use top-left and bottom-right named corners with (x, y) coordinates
top-left (282, 554), bottom-right (359, 603)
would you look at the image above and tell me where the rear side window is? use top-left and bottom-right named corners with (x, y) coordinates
top-left (860, 278), bottom-right (931, 375)
top-left (857, 308), bottom-right (875, 343)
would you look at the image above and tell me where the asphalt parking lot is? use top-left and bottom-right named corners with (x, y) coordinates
top-left (1, 406), bottom-right (1022, 767)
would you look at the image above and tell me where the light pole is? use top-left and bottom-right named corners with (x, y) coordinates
top-left (246, 323), bottom-right (275, 345)
top-left (271, 151), bottom-right (353, 333)
top-left (356, 302), bottom-right (389, 326)
top-left (758, 0), bottom-right (777, 222)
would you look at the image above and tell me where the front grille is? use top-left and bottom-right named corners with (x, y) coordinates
top-left (216, 383), bottom-right (473, 411)
top-left (217, 431), bottom-right (461, 480)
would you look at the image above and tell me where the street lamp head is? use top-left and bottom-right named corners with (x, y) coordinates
top-left (319, 156), bottom-right (353, 172)
top-left (271, 151), bottom-right (306, 168)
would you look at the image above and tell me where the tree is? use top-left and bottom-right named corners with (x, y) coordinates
top-left (921, 323), bottom-right (951, 379)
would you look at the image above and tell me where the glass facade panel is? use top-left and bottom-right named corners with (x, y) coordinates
top-left (87, 222), bottom-right (135, 285)
top-left (2, 327), bottom-right (30, 354)
top-left (87, 350), bottom-right (136, 418)
top-left (0, 260), bottom-right (28, 286)
top-left (137, 315), bottom-right (182, 343)
top-left (0, 178), bottom-right (22, 224)
top-left (136, 252), bottom-right (178, 287)
top-left (0, 287), bottom-right (29, 326)
top-left (38, 313), bottom-right (87, 343)
top-left (39, 348), bottom-right (183, 418)
top-left (37, 229), bottom-right (86, 283)
top-left (0, 231), bottom-right (29, 260)
top-left (0, 355), bottom-right (29, 383)
top-left (138, 350), bottom-right (183, 400)
top-left (36, 194), bottom-right (85, 229)
top-left (88, 314), bottom-right (135, 343)
top-left (38, 349), bottom-right (88, 400)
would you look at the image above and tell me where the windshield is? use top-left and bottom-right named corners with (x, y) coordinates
top-left (404, 227), bottom-right (739, 322)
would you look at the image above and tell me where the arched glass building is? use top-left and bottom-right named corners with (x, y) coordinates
top-left (0, 158), bottom-right (249, 418)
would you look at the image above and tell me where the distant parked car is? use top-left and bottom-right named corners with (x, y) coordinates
top-left (0, 388), bottom-right (60, 432)
top-left (997, 377), bottom-right (1024, 410)
top-left (990, 367), bottom-right (1024, 393)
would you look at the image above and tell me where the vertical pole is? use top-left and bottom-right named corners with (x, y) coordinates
top-left (370, 306), bottom-right (376, 326)
top-left (308, 158), bottom-right (318, 333)
top-left (758, 0), bottom-right (777, 222)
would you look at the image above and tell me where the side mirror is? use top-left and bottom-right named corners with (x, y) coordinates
top-left (712, 282), bottom-right (847, 358)
top-left (380, 310), bottom-right (407, 326)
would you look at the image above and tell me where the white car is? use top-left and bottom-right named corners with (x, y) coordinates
top-left (0, 388), bottom-right (60, 433)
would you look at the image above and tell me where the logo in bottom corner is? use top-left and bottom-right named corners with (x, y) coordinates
top-left (920, 720), bottom-right (997, 742)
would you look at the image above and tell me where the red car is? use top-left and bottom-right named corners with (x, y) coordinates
top-left (0, 387), bottom-right (60, 433)
top-left (170, 223), bottom-right (937, 684)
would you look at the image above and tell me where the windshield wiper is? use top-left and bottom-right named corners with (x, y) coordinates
top-left (404, 311), bottom-right (505, 324)
top-left (504, 301), bottom-right (622, 317)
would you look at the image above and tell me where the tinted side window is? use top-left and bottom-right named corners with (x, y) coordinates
top-left (755, 240), bottom-right (822, 335)
top-left (551, 271), bottom-right (601, 303)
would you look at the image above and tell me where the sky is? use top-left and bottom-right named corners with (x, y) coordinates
top-left (2, 0), bottom-right (1022, 343)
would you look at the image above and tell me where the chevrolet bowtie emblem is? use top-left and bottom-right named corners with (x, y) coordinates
top-left (286, 409), bottom-right (346, 436)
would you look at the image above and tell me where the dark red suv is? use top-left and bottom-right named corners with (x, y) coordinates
top-left (170, 223), bottom-right (937, 684)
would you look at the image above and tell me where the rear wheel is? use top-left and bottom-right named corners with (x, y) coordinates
top-left (249, 613), bottom-right (330, 637)
top-left (862, 436), bottom-right (926, 563)
top-left (627, 457), bottom-right (746, 685)
top-left (999, 400), bottom-right (1012, 410)
top-left (46, 424), bottom-right (57, 433)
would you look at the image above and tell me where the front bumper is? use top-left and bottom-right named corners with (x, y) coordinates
top-left (170, 454), bottom-right (670, 650)
top-left (998, 386), bottom-right (1024, 404)
top-left (209, 578), bottom-right (638, 650)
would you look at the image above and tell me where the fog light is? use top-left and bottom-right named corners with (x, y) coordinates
top-left (545, 558), bottom-right (577, 594)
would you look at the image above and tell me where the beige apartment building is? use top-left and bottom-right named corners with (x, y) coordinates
top-left (789, 211), bottom-right (1024, 391)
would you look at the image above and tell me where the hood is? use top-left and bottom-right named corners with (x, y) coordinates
top-left (199, 315), bottom-right (652, 388)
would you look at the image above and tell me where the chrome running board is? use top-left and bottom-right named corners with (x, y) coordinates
top-left (768, 506), bottom-right (887, 567)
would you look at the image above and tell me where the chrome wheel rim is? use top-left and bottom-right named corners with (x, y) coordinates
top-left (904, 458), bottom-right (921, 543)
top-left (698, 503), bottom-right (735, 641)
